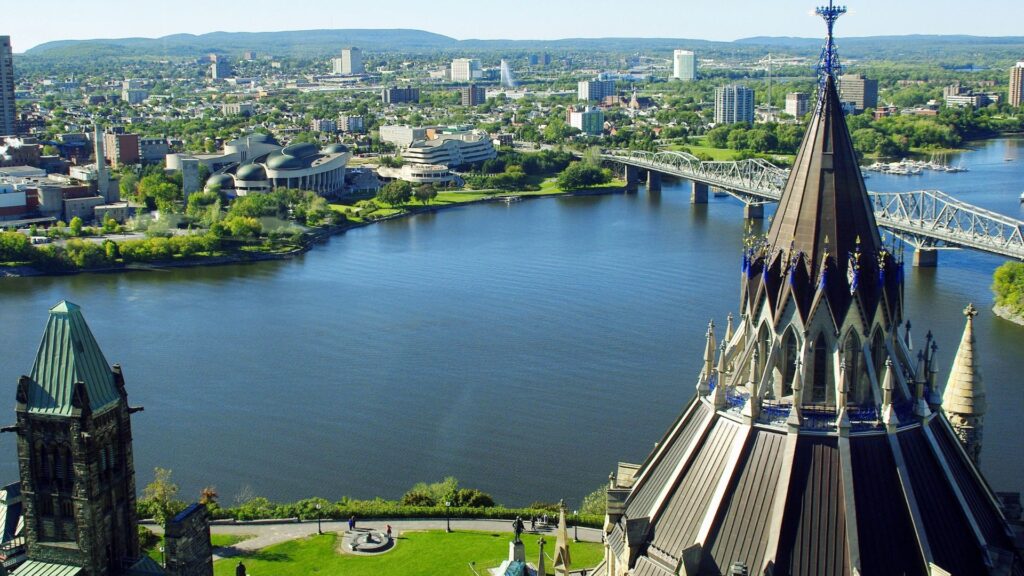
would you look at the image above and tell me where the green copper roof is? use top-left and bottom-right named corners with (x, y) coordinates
top-left (26, 301), bottom-right (120, 417)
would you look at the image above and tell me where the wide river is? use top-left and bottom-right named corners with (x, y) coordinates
top-left (1, 138), bottom-right (1022, 508)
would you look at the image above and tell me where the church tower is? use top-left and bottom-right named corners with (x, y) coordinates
top-left (598, 3), bottom-right (1021, 575)
top-left (11, 301), bottom-right (142, 575)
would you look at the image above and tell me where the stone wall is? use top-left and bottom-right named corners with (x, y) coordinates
top-left (164, 503), bottom-right (213, 576)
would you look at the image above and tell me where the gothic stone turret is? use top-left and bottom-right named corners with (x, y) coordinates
top-left (13, 301), bottom-right (142, 575)
top-left (943, 303), bottom-right (987, 465)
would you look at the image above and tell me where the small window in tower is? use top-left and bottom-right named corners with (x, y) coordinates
top-left (60, 500), bottom-right (73, 519)
top-left (812, 334), bottom-right (828, 403)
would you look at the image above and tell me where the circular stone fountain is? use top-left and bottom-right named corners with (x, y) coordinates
top-left (343, 529), bottom-right (393, 555)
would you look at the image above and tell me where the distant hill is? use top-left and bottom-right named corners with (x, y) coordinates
top-left (21, 29), bottom-right (1024, 60)
top-left (25, 29), bottom-right (459, 58)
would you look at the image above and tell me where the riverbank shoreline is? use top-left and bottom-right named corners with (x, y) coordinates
top-left (0, 186), bottom-right (623, 279)
top-left (993, 304), bottom-right (1024, 327)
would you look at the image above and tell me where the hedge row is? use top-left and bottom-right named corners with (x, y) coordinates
top-left (138, 497), bottom-right (604, 529)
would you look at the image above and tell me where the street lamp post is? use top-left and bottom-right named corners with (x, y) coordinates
top-left (316, 503), bottom-right (322, 535)
top-left (573, 510), bottom-right (579, 542)
top-left (446, 501), bottom-right (452, 533)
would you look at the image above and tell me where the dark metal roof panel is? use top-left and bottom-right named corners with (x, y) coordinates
top-left (608, 523), bottom-right (625, 558)
top-left (626, 401), bottom-right (712, 519)
top-left (649, 418), bottom-right (739, 561)
top-left (849, 434), bottom-right (926, 576)
top-left (767, 75), bottom-right (881, 272)
top-left (929, 417), bottom-right (1014, 551)
top-left (899, 427), bottom-right (987, 576)
top-left (775, 436), bottom-right (850, 576)
top-left (633, 556), bottom-right (675, 576)
top-left (702, 429), bottom-right (786, 576)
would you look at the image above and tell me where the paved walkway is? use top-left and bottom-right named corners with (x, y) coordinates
top-left (150, 517), bottom-right (604, 562)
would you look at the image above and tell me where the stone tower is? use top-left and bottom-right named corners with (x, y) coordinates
top-left (12, 301), bottom-right (142, 575)
top-left (943, 303), bottom-right (987, 465)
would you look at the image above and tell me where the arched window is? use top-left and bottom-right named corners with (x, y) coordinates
top-left (757, 323), bottom-right (771, 378)
top-left (871, 329), bottom-right (887, 383)
top-left (843, 332), bottom-right (865, 405)
top-left (812, 334), bottom-right (828, 404)
top-left (783, 328), bottom-right (798, 397)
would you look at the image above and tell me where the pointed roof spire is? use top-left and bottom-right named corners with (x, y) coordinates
top-left (26, 301), bottom-right (121, 416)
top-left (765, 72), bottom-right (881, 276)
top-left (553, 501), bottom-right (571, 575)
top-left (943, 303), bottom-right (986, 418)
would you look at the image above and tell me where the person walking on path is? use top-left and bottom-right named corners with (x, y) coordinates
top-left (386, 525), bottom-right (392, 539)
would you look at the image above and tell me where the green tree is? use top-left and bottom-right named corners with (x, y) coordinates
top-left (580, 485), bottom-right (607, 516)
top-left (141, 467), bottom-right (185, 526)
top-left (69, 216), bottom-right (83, 237)
top-left (377, 180), bottom-right (412, 206)
top-left (414, 184), bottom-right (438, 204)
top-left (119, 172), bottom-right (139, 201)
top-left (0, 231), bottom-right (31, 262)
top-left (557, 162), bottom-right (612, 190)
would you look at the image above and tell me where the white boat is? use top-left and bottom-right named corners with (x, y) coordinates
top-left (1020, 192), bottom-right (1024, 203)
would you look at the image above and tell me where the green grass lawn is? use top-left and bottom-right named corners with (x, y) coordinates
top-left (538, 178), bottom-right (625, 194)
top-left (212, 530), bottom-right (603, 576)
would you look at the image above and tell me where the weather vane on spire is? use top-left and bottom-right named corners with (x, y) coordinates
top-left (816, 1), bottom-right (847, 87)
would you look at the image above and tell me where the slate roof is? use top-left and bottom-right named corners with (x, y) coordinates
top-left (12, 560), bottom-right (83, 576)
top-left (26, 301), bottom-right (120, 417)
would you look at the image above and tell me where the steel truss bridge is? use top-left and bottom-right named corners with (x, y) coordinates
top-left (603, 150), bottom-right (1024, 262)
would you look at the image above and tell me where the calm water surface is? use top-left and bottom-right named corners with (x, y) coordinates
top-left (1, 138), bottom-right (1022, 507)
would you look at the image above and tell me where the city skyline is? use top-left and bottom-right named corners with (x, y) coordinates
top-left (7, 0), bottom-right (1024, 52)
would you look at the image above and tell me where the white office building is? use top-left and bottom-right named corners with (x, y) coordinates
top-left (332, 47), bottom-right (364, 75)
top-left (785, 92), bottom-right (810, 118)
top-left (402, 131), bottom-right (496, 168)
top-left (673, 50), bottom-right (697, 81)
top-left (714, 85), bottom-right (755, 124)
top-left (379, 125), bottom-right (428, 148)
top-left (451, 58), bottom-right (482, 82)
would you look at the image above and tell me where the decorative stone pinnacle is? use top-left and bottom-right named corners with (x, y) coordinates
top-left (964, 303), bottom-right (978, 318)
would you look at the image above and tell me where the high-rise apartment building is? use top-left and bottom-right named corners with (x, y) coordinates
top-left (578, 79), bottom-right (616, 102)
top-left (382, 86), bottom-right (420, 104)
top-left (785, 92), bottom-right (810, 118)
top-left (332, 47), bottom-right (364, 75)
top-left (451, 58), bottom-right (482, 82)
top-left (459, 84), bottom-right (486, 107)
top-left (568, 106), bottom-right (604, 135)
top-left (1010, 62), bottom-right (1024, 108)
top-left (209, 54), bottom-right (232, 80)
top-left (839, 73), bottom-right (878, 113)
top-left (714, 85), bottom-right (755, 124)
top-left (672, 49), bottom-right (696, 81)
top-left (1, 36), bottom-right (16, 135)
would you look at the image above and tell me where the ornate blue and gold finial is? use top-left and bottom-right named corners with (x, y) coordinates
top-left (816, 1), bottom-right (847, 87)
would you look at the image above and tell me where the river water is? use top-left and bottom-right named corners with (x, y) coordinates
top-left (1, 138), bottom-right (1021, 508)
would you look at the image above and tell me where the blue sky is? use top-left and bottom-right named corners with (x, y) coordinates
top-left (8, 0), bottom-right (1023, 51)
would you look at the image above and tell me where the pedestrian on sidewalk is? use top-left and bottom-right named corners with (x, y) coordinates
top-left (386, 524), bottom-right (392, 539)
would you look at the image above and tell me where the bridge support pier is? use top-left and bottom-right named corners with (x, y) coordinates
top-left (647, 171), bottom-right (662, 192)
top-left (744, 204), bottom-right (765, 219)
top-left (690, 181), bottom-right (708, 204)
top-left (912, 248), bottom-right (939, 267)
top-left (625, 165), bottom-right (638, 193)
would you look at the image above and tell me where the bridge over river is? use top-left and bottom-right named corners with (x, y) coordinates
top-left (603, 150), bottom-right (1024, 267)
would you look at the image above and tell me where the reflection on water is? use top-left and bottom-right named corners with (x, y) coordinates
top-left (0, 138), bottom-right (1021, 506)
